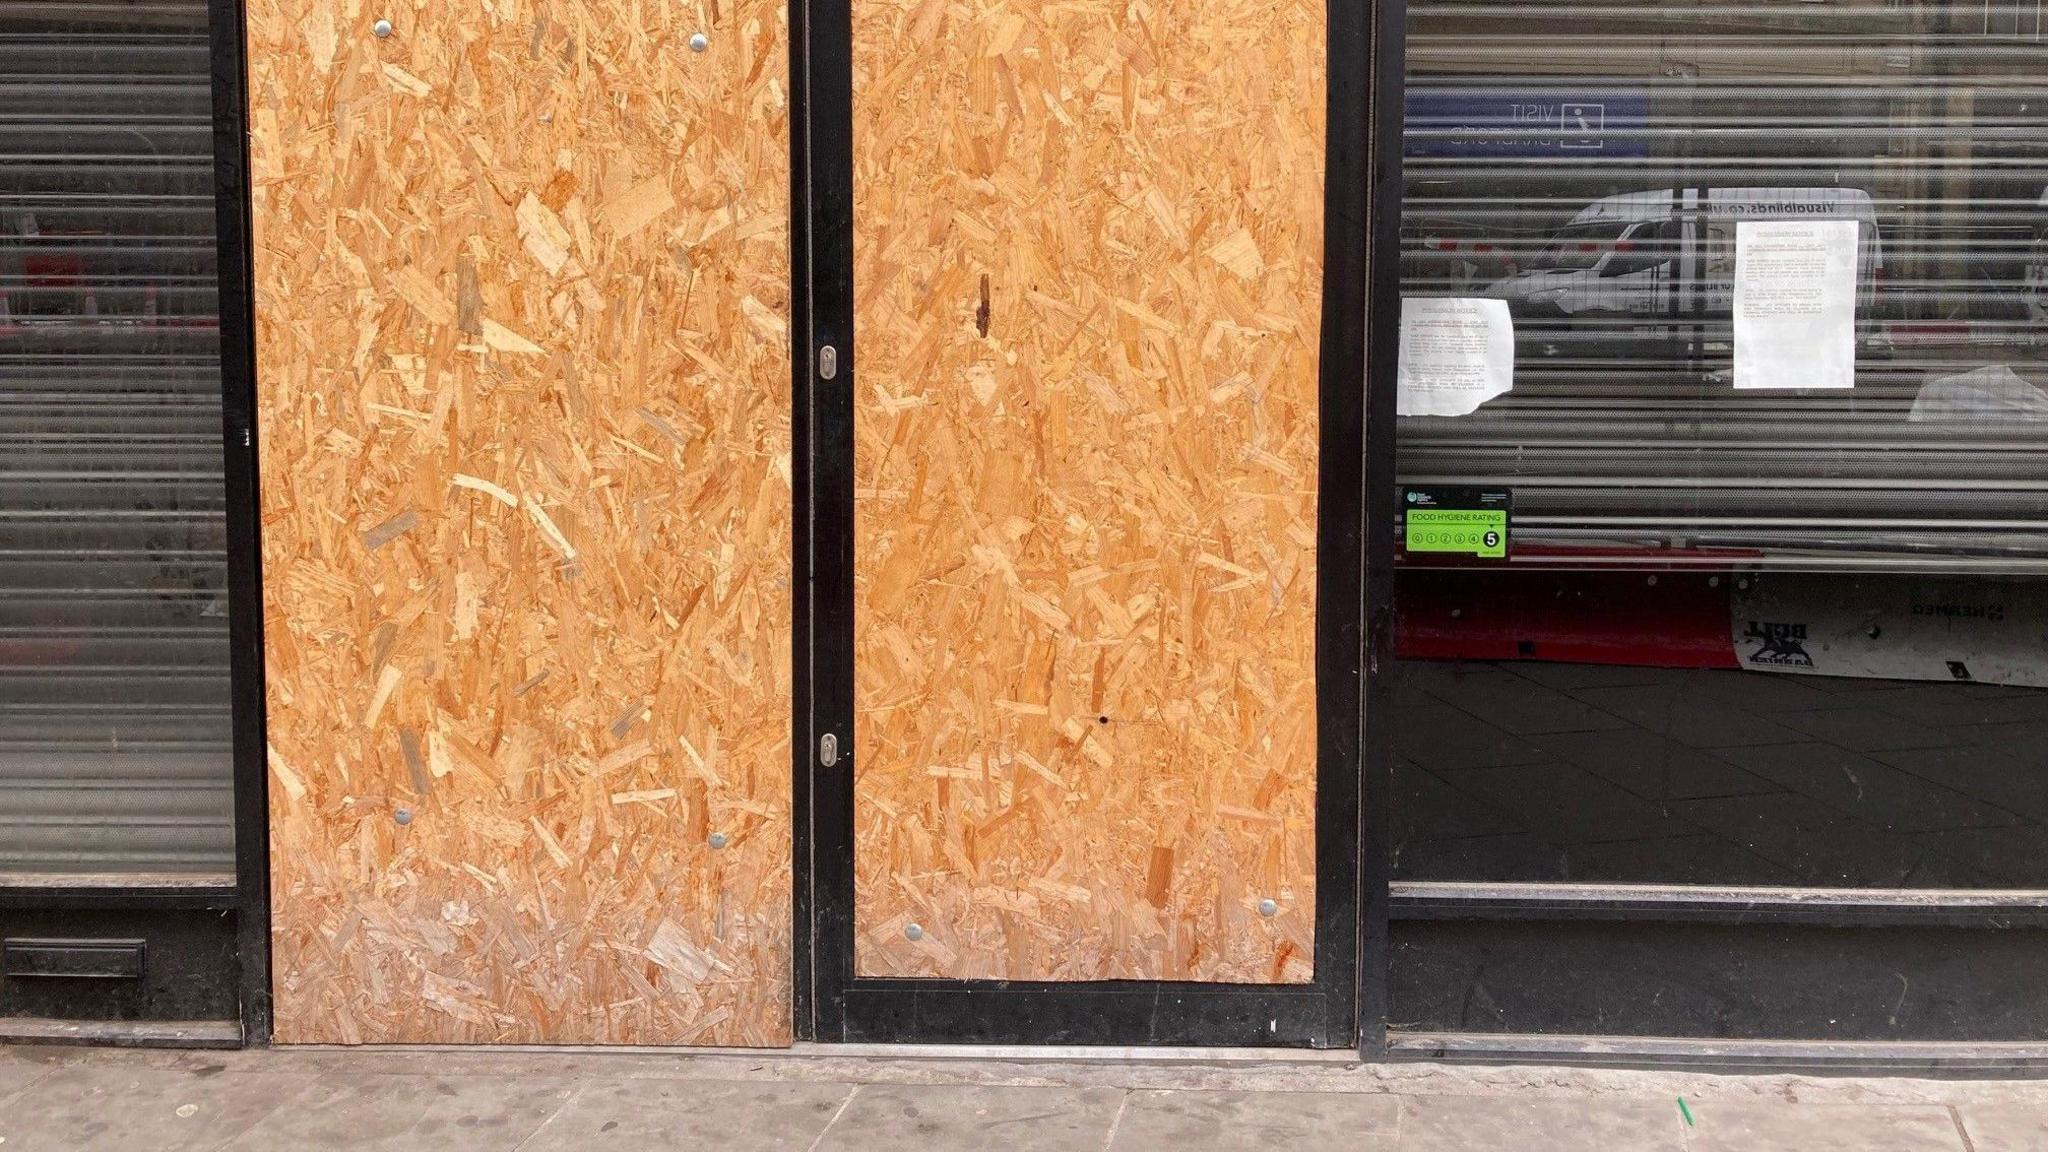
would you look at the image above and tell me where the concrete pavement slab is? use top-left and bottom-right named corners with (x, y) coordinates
top-left (216, 1072), bottom-right (574, 1151)
top-left (1683, 1102), bottom-right (1964, 1151)
top-left (0, 1063), bottom-right (315, 1152)
top-left (0, 1054), bottom-right (53, 1106)
top-left (1957, 1106), bottom-right (2048, 1151)
top-left (1396, 1095), bottom-right (1682, 1151)
top-left (1108, 1089), bottom-right (1399, 1150)
top-left (519, 1077), bottom-right (853, 1151)
top-left (816, 1083), bottom-right (1124, 1152)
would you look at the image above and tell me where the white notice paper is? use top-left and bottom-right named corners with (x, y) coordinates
top-left (1733, 219), bottom-right (1858, 391)
top-left (1397, 297), bottom-right (1515, 417)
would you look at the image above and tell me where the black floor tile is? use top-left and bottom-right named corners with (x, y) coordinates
top-left (1909, 823), bottom-right (2048, 887)
top-left (1558, 833), bottom-right (1794, 886)
top-left (1563, 684), bottom-right (1807, 749)
top-left (1774, 706), bottom-right (1955, 753)
top-left (1872, 744), bottom-right (2048, 823)
top-left (1390, 693), bottom-right (1556, 772)
top-left (1393, 759), bottom-right (1527, 842)
top-left (1668, 792), bottom-right (1978, 887)
top-left (1526, 728), bottom-right (1779, 802)
top-left (1392, 833), bottom-right (1563, 883)
top-left (1714, 742), bottom-right (2026, 833)
top-left (1438, 761), bottom-right (1698, 847)
top-left (1409, 665), bottom-right (1632, 736)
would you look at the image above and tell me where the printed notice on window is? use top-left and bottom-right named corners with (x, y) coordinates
top-left (1397, 297), bottom-right (1515, 417)
top-left (1733, 219), bottom-right (1858, 391)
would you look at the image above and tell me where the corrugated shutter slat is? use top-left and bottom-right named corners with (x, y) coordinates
top-left (1400, 1), bottom-right (2048, 572)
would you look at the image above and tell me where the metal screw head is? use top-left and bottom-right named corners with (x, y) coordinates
top-left (394, 807), bottom-right (413, 826)
top-left (708, 832), bottom-right (729, 850)
top-left (1258, 898), bottom-right (1279, 918)
top-left (904, 923), bottom-right (924, 941)
top-left (372, 18), bottom-right (393, 38)
top-left (689, 32), bottom-right (709, 52)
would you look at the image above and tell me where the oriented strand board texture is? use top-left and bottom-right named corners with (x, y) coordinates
top-left (851, 0), bottom-right (1326, 980)
top-left (248, 1), bottom-right (792, 1044)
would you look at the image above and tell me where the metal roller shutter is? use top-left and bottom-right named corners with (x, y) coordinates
top-left (1400, 1), bottom-right (2048, 573)
top-left (0, 2), bottom-right (233, 878)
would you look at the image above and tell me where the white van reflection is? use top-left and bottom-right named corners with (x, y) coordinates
top-left (1489, 218), bottom-right (1668, 317)
top-left (1485, 187), bottom-right (1885, 335)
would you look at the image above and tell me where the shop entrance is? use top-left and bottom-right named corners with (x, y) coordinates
top-left (798, 0), bottom-right (1372, 1045)
top-left (0, 0), bottom-right (261, 1041)
top-left (1381, 0), bottom-right (2048, 1060)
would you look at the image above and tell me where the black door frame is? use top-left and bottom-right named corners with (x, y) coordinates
top-left (208, 0), bottom-right (274, 1048)
top-left (0, 0), bottom-right (270, 1046)
top-left (793, 0), bottom-right (1376, 1047)
top-left (1357, 0), bottom-right (1408, 1061)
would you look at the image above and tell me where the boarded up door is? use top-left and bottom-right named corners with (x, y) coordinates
top-left (249, 1), bottom-right (793, 1044)
top-left (849, 0), bottom-right (1327, 981)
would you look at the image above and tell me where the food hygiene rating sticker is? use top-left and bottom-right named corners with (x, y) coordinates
top-left (1402, 487), bottom-right (1511, 559)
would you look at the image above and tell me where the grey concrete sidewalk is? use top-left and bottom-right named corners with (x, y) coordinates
top-left (3, 1042), bottom-right (2046, 1150)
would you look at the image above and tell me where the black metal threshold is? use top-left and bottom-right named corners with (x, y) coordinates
top-left (1389, 1031), bottom-right (2048, 1078)
top-left (835, 979), bottom-right (1349, 1048)
top-left (0, 1017), bottom-right (240, 1049)
top-left (1393, 881), bottom-right (2048, 929)
top-left (0, 883), bottom-right (239, 912)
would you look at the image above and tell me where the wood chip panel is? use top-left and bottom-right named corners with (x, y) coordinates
top-left (850, 0), bottom-right (1326, 981)
top-left (248, 0), bottom-right (793, 1044)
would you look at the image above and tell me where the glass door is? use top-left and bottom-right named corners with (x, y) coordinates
top-left (0, 0), bottom-right (249, 1035)
top-left (1384, 0), bottom-right (2048, 1056)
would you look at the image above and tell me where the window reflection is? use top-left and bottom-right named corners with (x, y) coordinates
top-left (1394, 2), bottom-right (2048, 888)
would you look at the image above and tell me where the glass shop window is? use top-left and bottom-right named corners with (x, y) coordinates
top-left (1392, 2), bottom-right (2048, 890)
top-left (0, 3), bottom-right (235, 878)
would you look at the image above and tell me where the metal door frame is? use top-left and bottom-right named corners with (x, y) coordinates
top-left (210, 0), bottom-right (274, 1048)
top-left (0, 0), bottom-right (270, 1046)
top-left (1357, 0), bottom-right (1408, 1061)
top-left (792, 0), bottom-right (1375, 1047)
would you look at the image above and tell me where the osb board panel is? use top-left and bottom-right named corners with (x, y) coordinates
top-left (248, 1), bottom-right (792, 1044)
top-left (850, 0), bottom-right (1326, 981)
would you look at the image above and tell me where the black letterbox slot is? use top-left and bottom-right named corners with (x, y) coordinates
top-left (2, 937), bottom-right (146, 980)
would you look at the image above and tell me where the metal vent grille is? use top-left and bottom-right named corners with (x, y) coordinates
top-left (0, 2), bottom-right (233, 878)
top-left (1399, 1), bottom-right (2048, 573)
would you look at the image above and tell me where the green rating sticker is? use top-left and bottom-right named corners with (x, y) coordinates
top-left (1405, 508), bottom-right (1508, 559)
